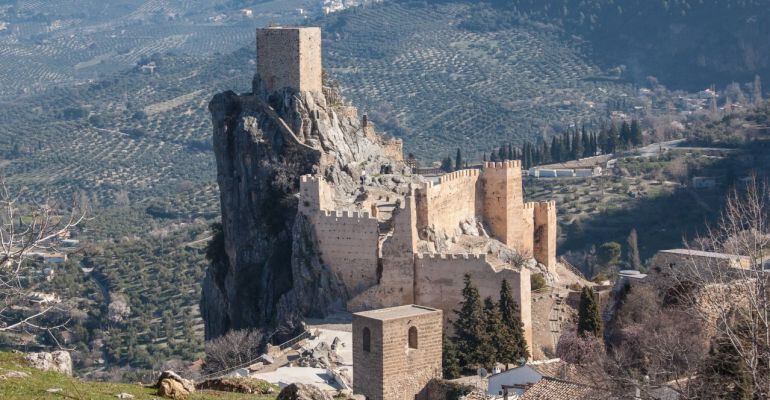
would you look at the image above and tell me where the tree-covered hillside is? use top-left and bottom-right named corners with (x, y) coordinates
top-left (452, 0), bottom-right (769, 90)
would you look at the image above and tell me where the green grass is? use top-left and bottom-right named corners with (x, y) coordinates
top-left (0, 352), bottom-right (274, 400)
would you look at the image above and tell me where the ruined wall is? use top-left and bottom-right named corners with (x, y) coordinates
top-left (256, 27), bottom-right (322, 94)
top-left (533, 201), bottom-right (557, 270)
top-left (349, 196), bottom-right (418, 311)
top-left (382, 138), bottom-right (404, 161)
top-left (353, 308), bottom-right (443, 400)
top-left (415, 170), bottom-right (481, 236)
top-left (482, 161), bottom-right (531, 253)
top-left (414, 254), bottom-right (533, 354)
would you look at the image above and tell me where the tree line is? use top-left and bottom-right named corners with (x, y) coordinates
top-left (440, 119), bottom-right (644, 172)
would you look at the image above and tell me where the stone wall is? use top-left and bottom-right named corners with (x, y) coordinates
top-left (299, 175), bottom-right (333, 215)
top-left (481, 161), bottom-right (529, 251)
top-left (300, 175), bottom-right (379, 297)
top-left (383, 138), bottom-right (404, 161)
top-left (415, 170), bottom-right (481, 237)
top-left (256, 27), bottom-right (322, 94)
top-left (353, 307), bottom-right (443, 400)
top-left (413, 253), bottom-right (532, 354)
top-left (315, 210), bottom-right (379, 296)
top-left (349, 196), bottom-right (418, 311)
top-left (533, 201), bottom-right (557, 270)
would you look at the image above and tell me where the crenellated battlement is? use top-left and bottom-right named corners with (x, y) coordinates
top-left (300, 174), bottom-right (320, 184)
top-left (416, 252), bottom-right (488, 261)
top-left (319, 209), bottom-right (376, 220)
top-left (438, 169), bottom-right (480, 184)
top-left (537, 200), bottom-right (557, 210)
top-left (483, 160), bottom-right (522, 169)
top-left (524, 202), bottom-right (537, 210)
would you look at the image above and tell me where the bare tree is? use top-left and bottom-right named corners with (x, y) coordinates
top-left (666, 177), bottom-right (770, 397)
top-left (0, 182), bottom-right (85, 338)
top-left (203, 329), bottom-right (265, 374)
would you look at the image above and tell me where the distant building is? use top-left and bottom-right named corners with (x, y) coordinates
top-left (652, 249), bottom-right (752, 271)
top-left (240, 8), bottom-right (253, 17)
top-left (140, 62), bottom-right (156, 74)
top-left (353, 305), bottom-right (442, 400)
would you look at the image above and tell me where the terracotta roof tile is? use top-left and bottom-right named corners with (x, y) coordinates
top-left (519, 377), bottom-right (605, 400)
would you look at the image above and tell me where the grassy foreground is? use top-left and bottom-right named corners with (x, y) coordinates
top-left (0, 352), bottom-right (275, 400)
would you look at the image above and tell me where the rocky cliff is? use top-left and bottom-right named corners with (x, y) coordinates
top-left (201, 76), bottom-right (411, 340)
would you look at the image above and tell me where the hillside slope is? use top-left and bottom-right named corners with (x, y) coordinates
top-left (320, 1), bottom-right (634, 159)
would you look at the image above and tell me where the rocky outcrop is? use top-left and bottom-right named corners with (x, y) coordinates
top-left (154, 370), bottom-right (195, 400)
top-left (24, 351), bottom-right (72, 376)
top-left (201, 77), bottom-right (411, 340)
top-left (276, 383), bottom-right (334, 400)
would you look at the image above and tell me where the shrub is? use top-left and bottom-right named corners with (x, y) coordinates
top-left (530, 273), bottom-right (546, 291)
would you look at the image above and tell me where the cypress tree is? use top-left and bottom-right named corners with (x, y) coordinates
top-left (507, 143), bottom-right (514, 160)
top-left (483, 297), bottom-right (506, 366)
top-left (455, 148), bottom-right (463, 171)
top-left (577, 286), bottom-right (602, 338)
top-left (598, 129), bottom-right (608, 154)
top-left (441, 156), bottom-right (453, 172)
top-left (453, 274), bottom-right (492, 369)
top-left (626, 229), bottom-right (642, 271)
top-left (442, 332), bottom-right (462, 379)
top-left (550, 136), bottom-right (560, 162)
top-left (620, 121), bottom-right (632, 150)
top-left (630, 119), bottom-right (643, 146)
top-left (581, 128), bottom-right (590, 158)
top-left (541, 141), bottom-right (550, 164)
top-left (607, 123), bottom-right (619, 154)
top-left (498, 279), bottom-right (529, 364)
top-left (572, 130), bottom-right (583, 160)
top-left (498, 145), bottom-right (507, 161)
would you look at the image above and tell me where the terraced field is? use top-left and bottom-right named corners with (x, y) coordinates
top-left (0, 0), bottom-right (313, 98)
top-left (321, 2), bottom-right (637, 160)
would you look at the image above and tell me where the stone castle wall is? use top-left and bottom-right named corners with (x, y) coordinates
top-left (534, 201), bottom-right (557, 273)
top-left (414, 253), bottom-right (533, 353)
top-left (353, 308), bottom-right (443, 400)
top-left (315, 210), bottom-right (380, 296)
top-left (416, 170), bottom-right (481, 236)
top-left (257, 27), bottom-right (322, 94)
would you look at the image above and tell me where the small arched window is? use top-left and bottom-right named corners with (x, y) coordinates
top-left (408, 326), bottom-right (418, 349)
top-left (362, 327), bottom-right (371, 352)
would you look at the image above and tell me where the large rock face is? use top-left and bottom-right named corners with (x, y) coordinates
top-left (201, 78), bottom-right (408, 340)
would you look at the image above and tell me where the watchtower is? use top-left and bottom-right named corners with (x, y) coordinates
top-left (481, 161), bottom-right (528, 249)
top-left (353, 305), bottom-right (442, 400)
top-left (256, 27), bottom-right (322, 94)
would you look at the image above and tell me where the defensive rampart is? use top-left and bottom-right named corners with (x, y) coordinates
top-left (415, 170), bottom-right (481, 236)
top-left (414, 253), bottom-right (532, 353)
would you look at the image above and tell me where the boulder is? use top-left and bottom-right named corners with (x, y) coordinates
top-left (25, 351), bottom-right (72, 376)
top-left (158, 378), bottom-right (190, 400)
top-left (277, 383), bottom-right (333, 400)
top-left (155, 370), bottom-right (195, 399)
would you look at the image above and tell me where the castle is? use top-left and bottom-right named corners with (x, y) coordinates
top-left (253, 27), bottom-right (560, 356)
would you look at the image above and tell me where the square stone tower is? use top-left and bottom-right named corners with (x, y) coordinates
top-left (256, 27), bottom-right (322, 94)
top-left (353, 305), bottom-right (442, 400)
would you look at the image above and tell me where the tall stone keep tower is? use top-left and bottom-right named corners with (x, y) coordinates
top-left (256, 27), bottom-right (322, 94)
top-left (353, 305), bottom-right (442, 400)
top-left (481, 161), bottom-right (530, 251)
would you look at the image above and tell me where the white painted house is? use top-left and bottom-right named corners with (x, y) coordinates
top-left (487, 358), bottom-right (572, 397)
